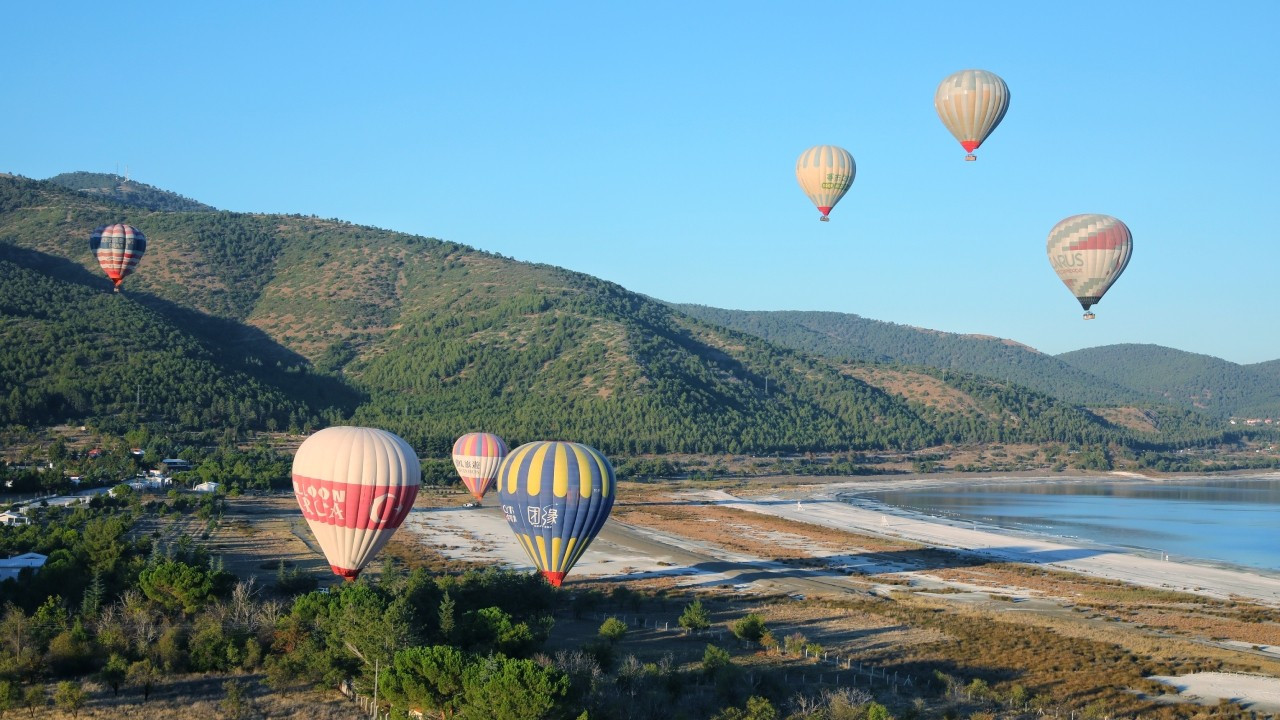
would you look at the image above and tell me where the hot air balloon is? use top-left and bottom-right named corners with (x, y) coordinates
top-left (796, 145), bottom-right (855, 221)
top-left (497, 441), bottom-right (615, 587)
top-left (452, 432), bottom-right (508, 502)
top-left (934, 69), bottom-right (1009, 161)
top-left (89, 224), bottom-right (147, 291)
top-left (1046, 214), bottom-right (1133, 320)
top-left (291, 426), bottom-right (421, 580)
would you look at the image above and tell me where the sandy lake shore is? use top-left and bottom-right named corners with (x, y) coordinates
top-left (703, 473), bottom-right (1280, 607)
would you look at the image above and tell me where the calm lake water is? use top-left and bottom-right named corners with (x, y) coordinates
top-left (854, 476), bottom-right (1280, 572)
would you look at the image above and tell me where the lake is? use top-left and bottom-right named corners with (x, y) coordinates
top-left (852, 475), bottom-right (1280, 571)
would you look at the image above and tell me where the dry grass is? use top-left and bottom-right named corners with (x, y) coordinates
top-left (613, 488), bottom-right (920, 560)
top-left (842, 365), bottom-right (988, 416)
top-left (21, 675), bottom-right (355, 720)
top-left (924, 563), bottom-right (1280, 649)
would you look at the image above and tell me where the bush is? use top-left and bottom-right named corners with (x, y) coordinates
top-left (702, 644), bottom-right (732, 675)
top-left (783, 632), bottom-right (807, 655)
top-left (730, 613), bottom-right (766, 643)
top-left (678, 599), bottom-right (711, 633)
top-left (598, 616), bottom-right (627, 643)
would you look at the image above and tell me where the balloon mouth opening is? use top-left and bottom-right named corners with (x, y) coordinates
top-left (331, 565), bottom-right (361, 580)
top-left (541, 571), bottom-right (566, 587)
top-left (961, 140), bottom-right (980, 152)
top-left (817, 207), bottom-right (832, 221)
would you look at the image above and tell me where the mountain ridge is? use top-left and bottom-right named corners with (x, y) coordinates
top-left (0, 173), bottom-right (1247, 457)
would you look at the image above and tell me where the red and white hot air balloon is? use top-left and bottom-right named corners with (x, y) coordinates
top-left (291, 426), bottom-right (421, 580)
top-left (1046, 214), bottom-right (1133, 320)
top-left (89, 223), bottom-right (147, 291)
top-left (452, 432), bottom-right (508, 502)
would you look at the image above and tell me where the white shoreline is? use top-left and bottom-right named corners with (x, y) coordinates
top-left (694, 478), bottom-right (1280, 607)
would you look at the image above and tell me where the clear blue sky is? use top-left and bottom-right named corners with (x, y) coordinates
top-left (6, 2), bottom-right (1278, 363)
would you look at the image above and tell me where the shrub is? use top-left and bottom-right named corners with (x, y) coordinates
top-left (730, 613), bottom-right (766, 643)
top-left (678, 599), bottom-right (711, 633)
top-left (598, 616), bottom-right (627, 643)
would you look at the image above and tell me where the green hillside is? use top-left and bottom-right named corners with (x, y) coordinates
top-left (0, 247), bottom-right (330, 434)
top-left (1246, 359), bottom-right (1280, 388)
top-left (0, 174), bottom-right (1239, 456)
top-left (46, 171), bottom-right (215, 212)
top-left (1057, 344), bottom-right (1280, 419)
top-left (671, 305), bottom-right (1151, 406)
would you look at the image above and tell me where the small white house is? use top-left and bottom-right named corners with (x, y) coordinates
top-left (193, 481), bottom-right (221, 493)
top-left (0, 553), bottom-right (46, 581)
top-left (0, 512), bottom-right (28, 527)
top-left (128, 476), bottom-right (171, 491)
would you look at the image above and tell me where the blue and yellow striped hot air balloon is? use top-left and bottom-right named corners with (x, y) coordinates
top-left (497, 441), bottom-right (616, 587)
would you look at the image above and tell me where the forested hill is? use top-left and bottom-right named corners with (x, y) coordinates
top-left (670, 305), bottom-right (1150, 406)
top-left (46, 171), bottom-right (215, 212)
top-left (0, 174), bottom-right (1232, 455)
top-left (1057, 344), bottom-right (1280, 419)
top-left (1247, 359), bottom-right (1280, 385)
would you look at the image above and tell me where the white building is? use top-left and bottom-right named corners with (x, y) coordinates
top-left (193, 481), bottom-right (221, 493)
top-left (0, 553), bottom-right (46, 581)
top-left (0, 512), bottom-right (27, 527)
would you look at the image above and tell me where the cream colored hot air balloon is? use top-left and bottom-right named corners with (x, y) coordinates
top-left (452, 432), bottom-right (508, 502)
top-left (1046, 214), bottom-right (1133, 320)
top-left (935, 69), bottom-right (1009, 161)
top-left (291, 426), bottom-right (421, 580)
top-left (796, 145), bottom-right (855, 221)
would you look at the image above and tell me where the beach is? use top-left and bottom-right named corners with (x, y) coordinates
top-left (700, 476), bottom-right (1280, 607)
top-left (404, 473), bottom-right (1280, 606)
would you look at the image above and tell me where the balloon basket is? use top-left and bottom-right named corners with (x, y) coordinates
top-left (964, 154), bottom-right (977, 162)
top-left (819, 216), bottom-right (830, 222)
top-left (1083, 312), bottom-right (1096, 320)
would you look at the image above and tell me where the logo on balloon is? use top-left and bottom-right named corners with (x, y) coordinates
top-left (294, 480), bottom-right (346, 522)
top-left (527, 506), bottom-right (559, 528)
top-left (293, 474), bottom-right (415, 530)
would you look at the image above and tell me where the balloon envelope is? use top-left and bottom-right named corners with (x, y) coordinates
top-left (497, 441), bottom-right (615, 587)
top-left (292, 426), bottom-right (421, 580)
top-left (1046, 214), bottom-right (1133, 316)
top-left (934, 70), bottom-right (1009, 160)
top-left (89, 224), bottom-right (147, 290)
top-left (452, 432), bottom-right (508, 501)
top-left (795, 145), bottom-right (855, 220)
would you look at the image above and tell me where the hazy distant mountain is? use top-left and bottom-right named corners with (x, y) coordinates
top-left (0, 174), bottom-right (1230, 454)
top-left (1057, 344), bottom-right (1280, 418)
top-left (1247, 359), bottom-right (1280, 386)
top-left (670, 305), bottom-right (1151, 407)
top-left (46, 171), bottom-right (215, 212)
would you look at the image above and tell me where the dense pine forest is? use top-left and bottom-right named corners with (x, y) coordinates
top-left (0, 173), bottom-right (1268, 458)
top-left (672, 306), bottom-right (1280, 419)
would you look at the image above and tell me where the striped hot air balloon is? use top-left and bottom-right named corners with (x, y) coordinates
top-left (796, 145), bottom-right (855, 221)
top-left (1046, 214), bottom-right (1133, 320)
top-left (497, 441), bottom-right (615, 587)
top-left (291, 426), bottom-right (421, 580)
top-left (935, 69), bottom-right (1010, 161)
top-left (89, 224), bottom-right (147, 291)
top-left (452, 432), bottom-right (508, 502)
